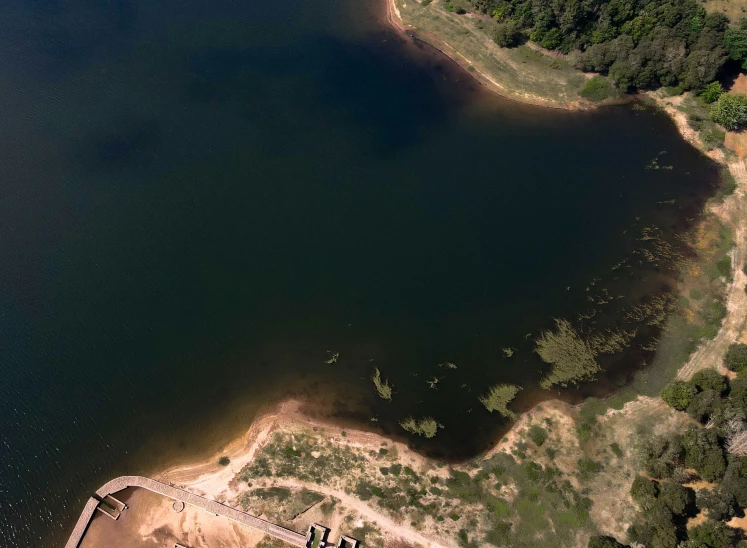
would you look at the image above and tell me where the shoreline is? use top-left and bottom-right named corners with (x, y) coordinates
top-left (157, 0), bottom-right (747, 498)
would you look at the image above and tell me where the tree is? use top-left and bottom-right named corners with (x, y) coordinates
top-left (725, 343), bottom-right (747, 373)
top-left (701, 82), bottom-right (724, 104)
top-left (711, 94), bottom-right (747, 131)
top-left (661, 381), bottom-right (697, 411)
top-left (631, 475), bottom-right (658, 511)
top-left (682, 426), bottom-right (726, 482)
top-left (725, 23), bottom-right (747, 70)
top-left (722, 456), bottom-right (747, 506)
top-left (657, 481), bottom-right (692, 516)
top-left (692, 369), bottom-right (727, 394)
top-left (588, 536), bottom-right (627, 548)
top-left (696, 488), bottom-right (737, 520)
top-left (687, 520), bottom-right (736, 548)
top-left (687, 389), bottom-right (722, 423)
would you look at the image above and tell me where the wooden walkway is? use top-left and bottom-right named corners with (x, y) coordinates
top-left (65, 475), bottom-right (307, 548)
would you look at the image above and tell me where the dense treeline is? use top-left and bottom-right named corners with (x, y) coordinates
top-left (585, 345), bottom-right (747, 548)
top-left (468, 0), bottom-right (747, 91)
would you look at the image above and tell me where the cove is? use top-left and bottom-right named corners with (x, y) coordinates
top-left (0, 0), bottom-right (719, 545)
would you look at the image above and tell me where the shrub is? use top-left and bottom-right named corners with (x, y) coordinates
top-left (492, 20), bottom-right (521, 47)
top-left (701, 82), bottom-right (724, 104)
top-left (657, 481), bottom-right (692, 516)
top-left (610, 443), bottom-right (623, 458)
top-left (661, 381), bottom-right (697, 411)
top-left (580, 76), bottom-right (614, 102)
top-left (665, 86), bottom-right (684, 97)
top-left (641, 434), bottom-right (683, 479)
top-left (725, 343), bottom-right (747, 374)
top-left (687, 520), bottom-right (736, 548)
top-left (716, 256), bottom-right (732, 279)
top-left (711, 94), bottom-right (747, 131)
top-left (218, 456), bottom-right (230, 466)
top-left (631, 475), bottom-right (658, 511)
top-left (577, 458), bottom-right (602, 480)
top-left (692, 369), bottom-right (728, 394)
top-left (529, 425), bottom-right (548, 446)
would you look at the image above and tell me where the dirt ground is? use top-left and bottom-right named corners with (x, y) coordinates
top-left (79, 487), bottom-right (265, 548)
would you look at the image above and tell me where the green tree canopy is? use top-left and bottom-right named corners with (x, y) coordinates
top-left (661, 380), bottom-right (697, 411)
top-left (711, 93), bottom-right (747, 131)
top-left (725, 343), bottom-right (747, 374)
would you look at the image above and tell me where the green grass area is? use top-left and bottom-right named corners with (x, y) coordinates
top-left (395, 0), bottom-right (589, 107)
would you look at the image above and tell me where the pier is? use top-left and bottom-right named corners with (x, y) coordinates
top-left (65, 475), bottom-right (307, 548)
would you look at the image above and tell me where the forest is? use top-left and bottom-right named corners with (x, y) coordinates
top-left (467, 0), bottom-right (747, 91)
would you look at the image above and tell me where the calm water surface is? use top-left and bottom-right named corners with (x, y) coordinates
top-left (0, 0), bottom-right (719, 545)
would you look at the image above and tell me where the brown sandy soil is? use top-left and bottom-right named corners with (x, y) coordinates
top-left (80, 487), bottom-right (265, 548)
top-left (151, 396), bottom-right (688, 547)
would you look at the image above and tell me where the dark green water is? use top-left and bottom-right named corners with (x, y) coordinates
top-left (0, 0), bottom-right (720, 545)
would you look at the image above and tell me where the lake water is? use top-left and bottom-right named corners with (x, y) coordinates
top-left (0, 0), bottom-right (720, 545)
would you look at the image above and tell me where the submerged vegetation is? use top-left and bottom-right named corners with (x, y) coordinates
top-left (536, 319), bottom-right (600, 389)
top-left (399, 416), bottom-right (444, 438)
top-left (372, 368), bottom-right (393, 401)
top-left (479, 384), bottom-right (522, 418)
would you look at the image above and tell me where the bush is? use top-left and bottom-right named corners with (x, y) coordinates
top-left (492, 20), bottom-right (521, 47)
top-left (716, 256), bottom-right (732, 279)
top-left (661, 381), bottom-right (697, 411)
top-left (528, 425), bottom-right (548, 446)
top-left (218, 456), bottom-right (230, 466)
top-left (665, 86), bottom-right (684, 97)
top-left (641, 434), bottom-right (683, 479)
top-left (610, 443), bottom-right (623, 458)
top-left (692, 369), bottom-right (727, 394)
top-left (725, 343), bottom-right (747, 374)
top-left (687, 520), bottom-right (736, 548)
top-left (577, 458), bottom-right (603, 480)
top-left (701, 82), bottom-right (724, 104)
top-left (711, 94), bottom-right (747, 131)
top-left (657, 481), bottom-right (692, 516)
top-left (631, 475), bottom-right (658, 511)
top-left (580, 76), bottom-right (613, 101)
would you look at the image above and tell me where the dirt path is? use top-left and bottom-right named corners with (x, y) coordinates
top-left (252, 477), bottom-right (451, 548)
top-left (677, 159), bottom-right (747, 380)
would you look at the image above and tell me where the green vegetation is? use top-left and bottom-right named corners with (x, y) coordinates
top-left (218, 456), bottom-right (230, 466)
top-left (469, 0), bottom-right (730, 91)
top-left (661, 380), bottom-right (698, 411)
top-left (701, 82), bottom-right (724, 104)
top-left (400, 416), bottom-right (443, 438)
top-left (371, 368), bottom-right (393, 401)
top-left (479, 384), bottom-right (521, 418)
top-left (725, 19), bottom-right (747, 70)
top-left (725, 343), bottom-right (747, 374)
top-left (711, 93), bottom-right (747, 130)
top-left (536, 318), bottom-right (600, 389)
top-left (528, 425), bottom-right (548, 446)
top-left (580, 76), bottom-right (614, 102)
